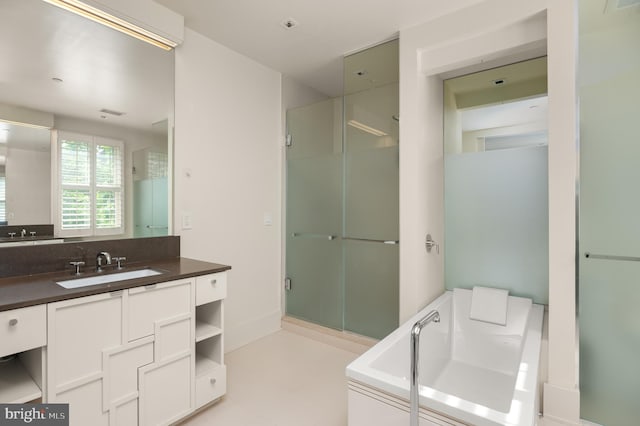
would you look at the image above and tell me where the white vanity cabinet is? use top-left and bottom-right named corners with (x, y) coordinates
top-left (0, 267), bottom-right (228, 425)
top-left (42, 271), bottom-right (227, 426)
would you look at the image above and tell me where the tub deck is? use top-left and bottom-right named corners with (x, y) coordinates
top-left (346, 289), bottom-right (544, 426)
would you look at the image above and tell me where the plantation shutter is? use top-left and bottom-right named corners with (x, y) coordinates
top-left (0, 174), bottom-right (5, 223)
top-left (60, 137), bottom-right (91, 230)
top-left (57, 132), bottom-right (124, 236)
top-left (95, 140), bottom-right (123, 230)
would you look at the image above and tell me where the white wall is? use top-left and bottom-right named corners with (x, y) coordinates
top-left (54, 115), bottom-right (166, 238)
top-left (400, 1), bottom-right (579, 424)
top-left (174, 28), bottom-right (282, 352)
top-left (5, 148), bottom-right (50, 225)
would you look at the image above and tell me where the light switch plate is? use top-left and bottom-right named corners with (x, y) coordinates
top-left (182, 212), bottom-right (192, 230)
top-left (263, 212), bottom-right (272, 226)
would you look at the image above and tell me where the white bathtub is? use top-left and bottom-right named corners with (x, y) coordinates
top-left (346, 289), bottom-right (544, 426)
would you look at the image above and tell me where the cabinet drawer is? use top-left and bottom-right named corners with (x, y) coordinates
top-left (195, 365), bottom-right (226, 408)
top-left (0, 305), bottom-right (46, 358)
top-left (196, 273), bottom-right (227, 305)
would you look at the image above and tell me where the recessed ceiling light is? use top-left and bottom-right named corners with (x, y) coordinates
top-left (281, 18), bottom-right (299, 30)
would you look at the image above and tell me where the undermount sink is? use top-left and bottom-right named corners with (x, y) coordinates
top-left (56, 268), bottom-right (163, 289)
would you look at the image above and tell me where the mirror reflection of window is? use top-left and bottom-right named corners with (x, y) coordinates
top-left (0, 164), bottom-right (6, 225)
top-left (57, 132), bottom-right (124, 237)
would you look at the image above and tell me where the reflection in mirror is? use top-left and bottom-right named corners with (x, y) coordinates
top-left (0, 122), bottom-right (51, 226)
top-left (443, 57), bottom-right (550, 304)
top-left (0, 0), bottom-right (174, 240)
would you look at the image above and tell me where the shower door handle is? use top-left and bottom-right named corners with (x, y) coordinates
top-left (343, 237), bottom-right (398, 245)
top-left (291, 232), bottom-right (337, 241)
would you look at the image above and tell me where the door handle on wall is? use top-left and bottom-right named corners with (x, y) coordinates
top-left (425, 234), bottom-right (439, 254)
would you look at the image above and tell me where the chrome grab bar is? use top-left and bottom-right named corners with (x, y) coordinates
top-left (343, 237), bottom-right (399, 245)
top-left (410, 310), bottom-right (440, 426)
top-left (291, 232), bottom-right (336, 241)
top-left (585, 252), bottom-right (640, 262)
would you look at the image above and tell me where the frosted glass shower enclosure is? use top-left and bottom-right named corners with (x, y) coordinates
top-left (578, 2), bottom-right (640, 423)
top-left (285, 40), bottom-right (399, 340)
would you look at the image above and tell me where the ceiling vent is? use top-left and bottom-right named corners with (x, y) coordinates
top-left (281, 18), bottom-right (299, 30)
top-left (99, 108), bottom-right (125, 116)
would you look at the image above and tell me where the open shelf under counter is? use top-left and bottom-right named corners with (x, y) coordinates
top-left (195, 353), bottom-right (223, 378)
top-left (195, 321), bottom-right (223, 342)
top-left (0, 358), bottom-right (42, 403)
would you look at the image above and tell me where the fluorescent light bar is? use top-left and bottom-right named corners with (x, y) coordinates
top-left (42, 0), bottom-right (177, 51)
top-left (347, 120), bottom-right (388, 137)
top-left (0, 119), bottom-right (52, 130)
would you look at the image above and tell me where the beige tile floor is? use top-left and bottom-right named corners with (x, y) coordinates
top-left (182, 329), bottom-right (360, 426)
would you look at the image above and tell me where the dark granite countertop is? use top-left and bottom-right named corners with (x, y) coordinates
top-left (0, 257), bottom-right (231, 312)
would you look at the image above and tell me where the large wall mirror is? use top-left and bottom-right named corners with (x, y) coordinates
top-left (0, 0), bottom-right (174, 240)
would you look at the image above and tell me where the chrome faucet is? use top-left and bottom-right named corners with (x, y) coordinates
top-left (20, 228), bottom-right (26, 238)
top-left (96, 251), bottom-right (112, 272)
top-left (410, 310), bottom-right (440, 426)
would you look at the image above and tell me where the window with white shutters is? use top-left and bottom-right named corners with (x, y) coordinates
top-left (57, 132), bottom-right (124, 237)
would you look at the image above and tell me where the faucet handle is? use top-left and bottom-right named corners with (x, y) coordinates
top-left (113, 257), bottom-right (127, 269)
top-left (7, 232), bottom-right (16, 238)
top-left (69, 261), bottom-right (86, 275)
top-left (30, 231), bottom-right (36, 237)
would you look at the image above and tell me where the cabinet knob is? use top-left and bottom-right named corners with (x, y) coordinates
top-left (210, 378), bottom-right (217, 385)
top-left (210, 279), bottom-right (217, 285)
top-left (9, 318), bottom-right (18, 326)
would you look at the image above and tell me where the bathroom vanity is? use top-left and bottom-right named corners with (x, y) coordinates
top-left (0, 256), bottom-right (230, 426)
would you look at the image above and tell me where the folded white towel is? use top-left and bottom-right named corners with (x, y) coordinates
top-left (469, 286), bottom-right (509, 326)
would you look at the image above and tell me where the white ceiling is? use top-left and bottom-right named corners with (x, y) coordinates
top-left (156, 0), bottom-right (484, 97)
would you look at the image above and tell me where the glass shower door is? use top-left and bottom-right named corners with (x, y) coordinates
top-left (285, 99), bottom-right (344, 330)
top-left (343, 82), bottom-right (399, 339)
top-left (579, 4), bottom-right (640, 423)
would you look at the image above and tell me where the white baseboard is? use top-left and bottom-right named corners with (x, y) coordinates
top-left (542, 383), bottom-right (580, 425)
top-left (224, 309), bottom-right (282, 353)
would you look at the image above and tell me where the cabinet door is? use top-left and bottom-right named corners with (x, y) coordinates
top-left (138, 353), bottom-right (192, 426)
top-left (102, 336), bottom-right (154, 425)
top-left (128, 279), bottom-right (193, 342)
top-left (47, 292), bottom-right (124, 426)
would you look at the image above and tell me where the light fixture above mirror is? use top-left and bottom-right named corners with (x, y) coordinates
top-left (42, 0), bottom-right (178, 51)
